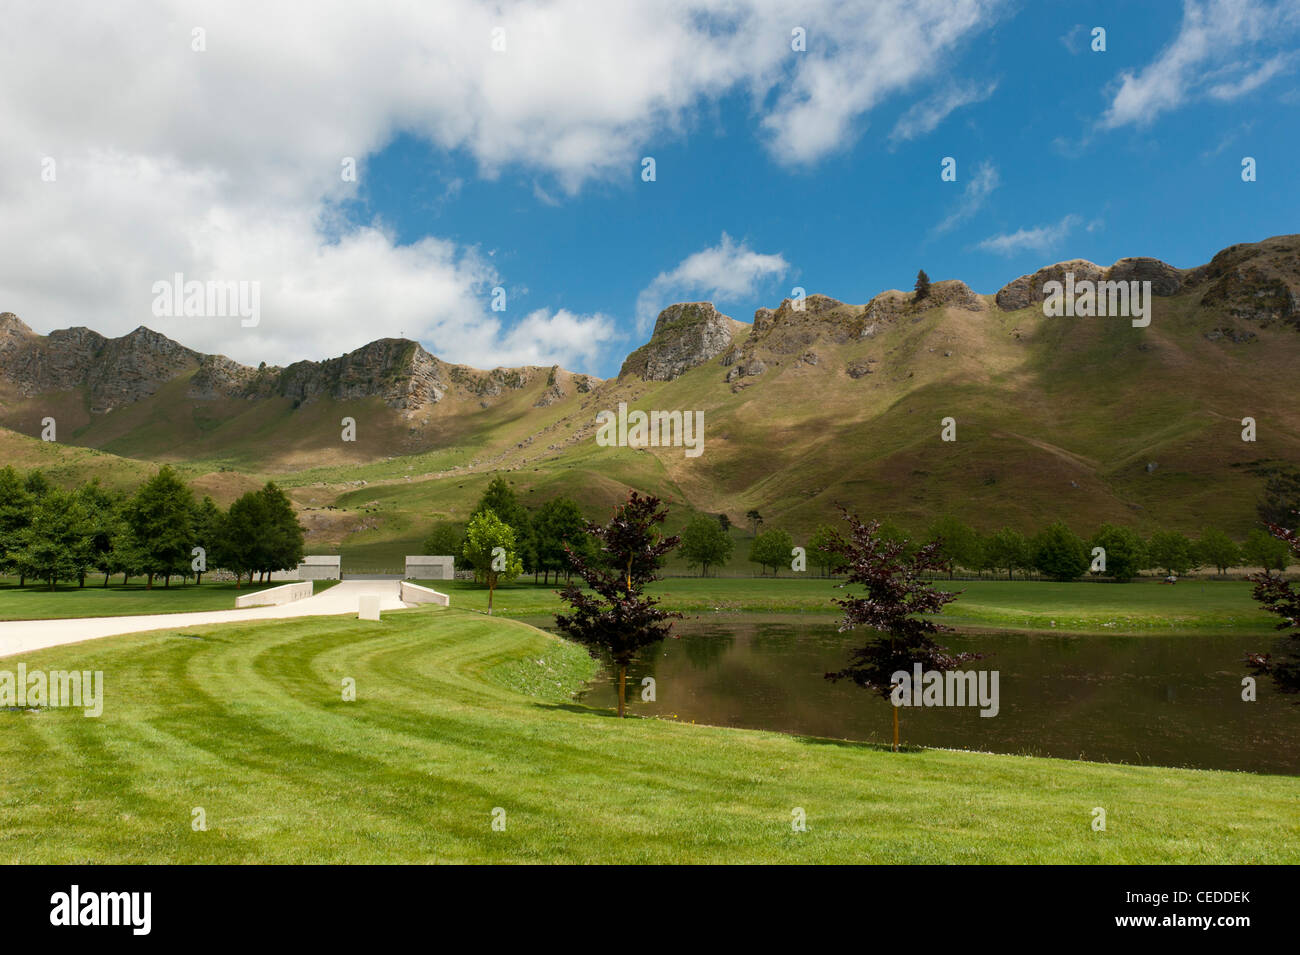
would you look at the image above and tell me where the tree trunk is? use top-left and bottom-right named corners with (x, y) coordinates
top-left (147, 573), bottom-right (154, 590)
top-left (618, 665), bottom-right (627, 718)
top-left (103, 573), bottom-right (110, 587)
top-left (79, 573), bottom-right (85, 588)
top-left (892, 705), bottom-right (900, 753)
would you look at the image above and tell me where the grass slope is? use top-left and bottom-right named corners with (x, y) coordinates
top-left (1, 608), bottom-right (1294, 863)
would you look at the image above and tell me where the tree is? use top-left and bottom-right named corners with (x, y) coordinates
top-left (926, 515), bottom-right (979, 578)
top-left (716, 513), bottom-right (731, 533)
top-left (257, 482), bottom-right (305, 582)
top-left (217, 490), bottom-right (268, 588)
top-left (1243, 528), bottom-right (1292, 575)
top-left (11, 488), bottom-right (91, 590)
top-left (76, 481), bottom-right (124, 587)
top-left (555, 491), bottom-right (681, 717)
top-left (532, 496), bottom-right (587, 583)
top-left (749, 528), bottom-right (794, 576)
top-left (984, 528), bottom-right (1030, 580)
top-left (1089, 523), bottom-right (1145, 582)
top-left (463, 509), bottom-right (522, 614)
top-left (823, 511), bottom-right (977, 751)
top-left (423, 522), bottom-right (464, 562)
top-left (1195, 528), bottom-right (1241, 576)
top-left (679, 514), bottom-right (734, 577)
top-left (745, 509), bottom-right (763, 536)
top-left (472, 476), bottom-right (532, 573)
top-left (190, 496), bottom-right (225, 585)
top-left (1031, 522), bottom-right (1088, 581)
top-left (1246, 520), bottom-right (1300, 697)
top-left (914, 269), bottom-right (931, 301)
top-left (0, 466), bottom-right (33, 585)
top-left (809, 523), bottom-right (844, 576)
top-left (122, 466), bottom-right (195, 588)
top-left (1146, 530), bottom-right (1194, 576)
top-left (1258, 470), bottom-right (1300, 531)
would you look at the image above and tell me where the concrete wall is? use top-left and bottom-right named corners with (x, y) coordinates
top-left (400, 581), bottom-right (450, 607)
top-left (270, 556), bottom-right (342, 581)
top-left (405, 556), bottom-right (454, 580)
top-left (236, 581), bottom-right (312, 608)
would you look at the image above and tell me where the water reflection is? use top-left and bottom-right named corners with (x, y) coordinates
top-left (564, 615), bottom-right (1300, 775)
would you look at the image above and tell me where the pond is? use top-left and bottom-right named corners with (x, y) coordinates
top-left (562, 615), bottom-right (1300, 775)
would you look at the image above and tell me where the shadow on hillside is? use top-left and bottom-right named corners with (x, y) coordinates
top-left (532, 701), bottom-right (633, 720)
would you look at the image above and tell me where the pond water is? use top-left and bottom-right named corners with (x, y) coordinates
top-left (560, 615), bottom-right (1300, 775)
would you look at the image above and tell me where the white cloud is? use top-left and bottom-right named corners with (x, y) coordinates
top-left (976, 214), bottom-right (1081, 256)
top-left (890, 80), bottom-right (998, 142)
top-left (0, 0), bottom-right (1002, 372)
top-left (933, 161), bottom-right (1000, 234)
top-left (1100, 0), bottom-right (1300, 129)
top-left (635, 234), bottom-right (789, 330)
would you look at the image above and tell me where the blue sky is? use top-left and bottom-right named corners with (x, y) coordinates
top-left (3, 0), bottom-right (1298, 375)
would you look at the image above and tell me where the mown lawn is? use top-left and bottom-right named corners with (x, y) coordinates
top-left (426, 576), bottom-right (1278, 634)
top-left (2, 607), bottom-right (1294, 863)
top-left (0, 578), bottom-right (337, 620)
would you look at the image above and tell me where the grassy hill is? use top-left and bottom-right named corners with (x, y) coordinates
top-left (2, 236), bottom-right (1297, 567)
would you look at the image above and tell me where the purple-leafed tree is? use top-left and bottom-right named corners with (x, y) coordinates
top-left (555, 491), bottom-right (681, 717)
top-left (1246, 517), bottom-right (1300, 697)
top-left (821, 509), bottom-right (979, 751)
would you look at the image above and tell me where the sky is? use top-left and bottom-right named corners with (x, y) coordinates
top-left (1, 0), bottom-right (1298, 378)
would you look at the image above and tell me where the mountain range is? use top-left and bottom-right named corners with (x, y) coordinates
top-left (1, 234), bottom-right (1297, 565)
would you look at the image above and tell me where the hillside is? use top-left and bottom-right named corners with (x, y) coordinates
top-left (1, 234), bottom-right (1298, 565)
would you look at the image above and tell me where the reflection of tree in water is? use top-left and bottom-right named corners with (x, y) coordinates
top-left (683, 631), bottom-right (735, 670)
top-left (750, 624), bottom-right (798, 654)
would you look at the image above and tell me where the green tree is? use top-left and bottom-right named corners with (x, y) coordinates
top-left (532, 497), bottom-right (588, 583)
top-left (808, 523), bottom-right (843, 576)
top-left (1258, 470), bottom-right (1300, 532)
top-left (77, 481), bottom-right (125, 587)
top-left (914, 269), bottom-right (931, 301)
top-left (217, 490), bottom-right (269, 588)
top-left (463, 509), bottom-right (522, 614)
top-left (926, 515), bottom-right (979, 578)
top-left (472, 476), bottom-right (532, 572)
top-left (123, 466), bottom-right (196, 588)
top-left (984, 527), bottom-right (1030, 580)
top-left (12, 488), bottom-right (91, 590)
top-left (1195, 528), bottom-right (1241, 576)
top-left (745, 509), bottom-right (763, 535)
top-left (0, 466), bottom-right (33, 585)
top-left (190, 496), bottom-right (224, 585)
top-left (749, 528), bottom-right (794, 576)
top-left (1031, 522), bottom-right (1088, 581)
top-left (1243, 528), bottom-right (1292, 575)
top-left (423, 522), bottom-right (464, 563)
top-left (1089, 523), bottom-right (1145, 582)
top-left (256, 482), bottom-right (305, 582)
top-left (679, 514), bottom-right (734, 577)
top-left (1146, 530), bottom-right (1194, 576)
top-left (716, 513), bottom-right (732, 533)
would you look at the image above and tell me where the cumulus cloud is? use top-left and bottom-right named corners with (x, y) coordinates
top-left (976, 214), bottom-right (1081, 256)
top-left (0, 0), bottom-right (1002, 371)
top-left (635, 234), bottom-right (789, 330)
top-left (1100, 0), bottom-right (1300, 129)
